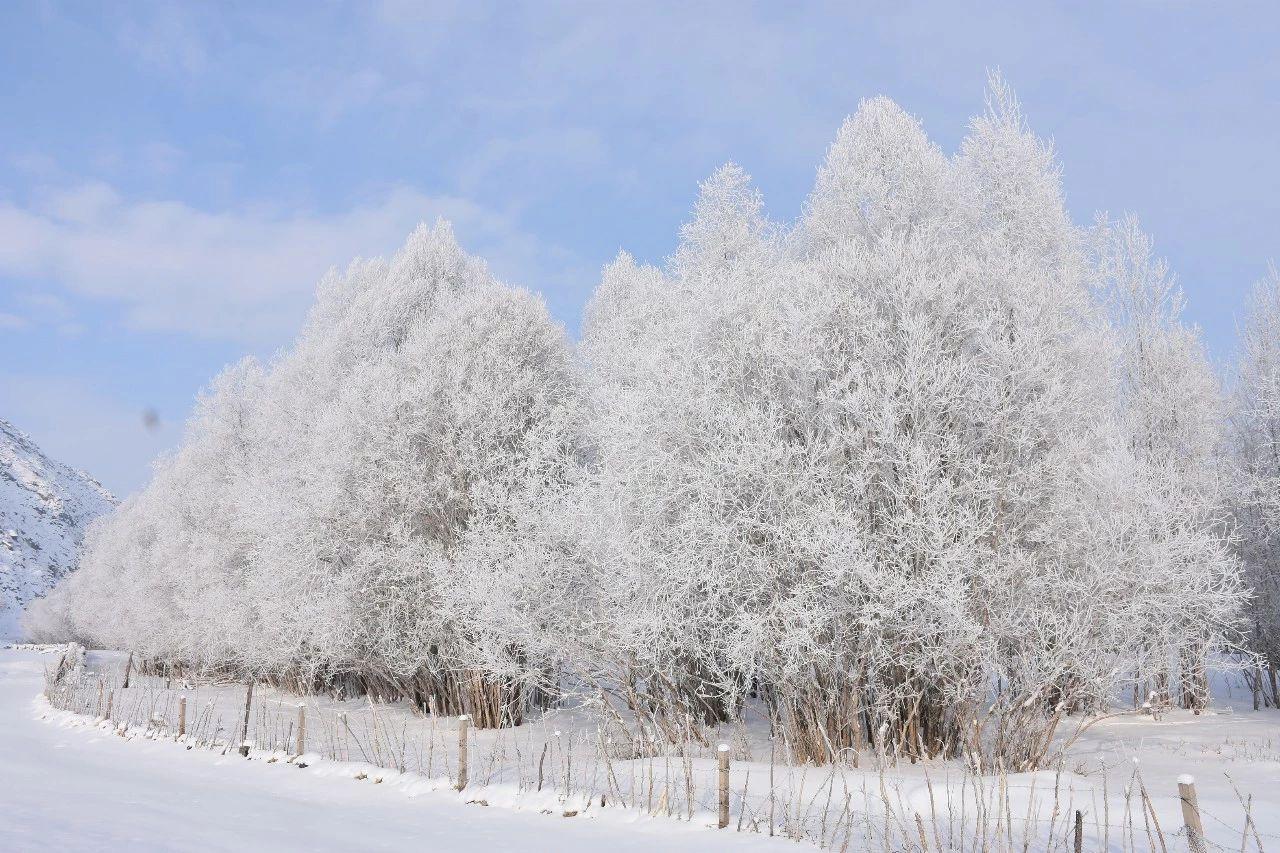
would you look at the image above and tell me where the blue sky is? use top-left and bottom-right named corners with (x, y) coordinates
top-left (2, 1), bottom-right (1278, 496)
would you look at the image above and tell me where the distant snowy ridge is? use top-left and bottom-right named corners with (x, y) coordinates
top-left (0, 418), bottom-right (115, 635)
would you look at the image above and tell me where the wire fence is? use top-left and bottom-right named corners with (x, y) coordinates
top-left (36, 645), bottom-right (1277, 852)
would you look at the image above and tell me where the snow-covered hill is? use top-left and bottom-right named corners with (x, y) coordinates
top-left (0, 418), bottom-right (115, 637)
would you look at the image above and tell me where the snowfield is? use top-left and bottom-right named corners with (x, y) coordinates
top-left (0, 648), bottom-right (793, 852)
top-left (9, 645), bottom-right (1280, 852)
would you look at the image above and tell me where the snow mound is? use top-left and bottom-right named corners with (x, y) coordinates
top-left (0, 418), bottom-right (115, 637)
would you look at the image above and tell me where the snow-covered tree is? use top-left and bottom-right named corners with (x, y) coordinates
top-left (30, 79), bottom-right (1249, 764)
top-left (1093, 215), bottom-right (1240, 710)
top-left (572, 164), bottom-right (801, 742)
top-left (572, 78), bottom-right (1246, 766)
top-left (1230, 266), bottom-right (1280, 704)
top-left (30, 223), bottom-right (581, 726)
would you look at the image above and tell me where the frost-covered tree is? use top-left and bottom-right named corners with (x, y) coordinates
top-left (1230, 266), bottom-right (1280, 704)
top-left (573, 164), bottom-right (801, 742)
top-left (29, 223), bottom-right (581, 727)
top-left (573, 78), bottom-right (1246, 766)
top-left (29, 78), bottom-right (1250, 764)
top-left (1093, 215), bottom-right (1240, 710)
top-left (27, 356), bottom-right (271, 664)
top-left (782, 81), bottom-right (1143, 764)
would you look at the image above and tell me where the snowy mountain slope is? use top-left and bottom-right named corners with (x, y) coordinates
top-left (0, 418), bottom-right (115, 636)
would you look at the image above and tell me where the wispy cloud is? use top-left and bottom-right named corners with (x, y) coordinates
top-left (115, 4), bottom-right (216, 75)
top-left (258, 67), bottom-right (390, 128)
top-left (0, 181), bottom-right (584, 345)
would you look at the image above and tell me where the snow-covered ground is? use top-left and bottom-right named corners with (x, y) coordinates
top-left (8, 644), bottom-right (1280, 851)
top-left (0, 647), bottom-right (794, 852)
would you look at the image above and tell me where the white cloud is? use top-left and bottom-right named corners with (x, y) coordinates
top-left (116, 5), bottom-right (214, 75)
top-left (92, 142), bottom-right (187, 179)
top-left (260, 67), bottom-right (389, 128)
top-left (456, 127), bottom-right (611, 196)
top-left (0, 182), bottom-right (582, 346)
top-left (10, 153), bottom-right (61, 179)
top-left (11, 291), bottom-right (75, 326)
top-left (0, 312), bottom-right (28, 330)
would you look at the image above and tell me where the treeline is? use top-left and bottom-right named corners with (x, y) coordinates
top-left (27, 78), bottom-right (1276, 767)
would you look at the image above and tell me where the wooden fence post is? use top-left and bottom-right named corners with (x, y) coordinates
top-left (296, 703), bottom-right (306, 755)
top-left (122, 651), bottom-right (134, 689)
top-left (455, 714), bottom-right (470, 791)
top-left (1177, 775), bottom-right (1206, 853)
top-left (96, 680), bottom-right (103, 718)
top-left (1073, 809), bottom-right (1083, 853)
top-left (717, 743), bottom-right (730, 829)
top-left (178, 695), bottom-right (187, 738)
top-left (105, 689), bottom-right (114, 722)
top-left (239, 680), bottom-right (254, 757)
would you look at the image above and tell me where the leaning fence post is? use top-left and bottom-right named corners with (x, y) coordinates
top-left (717, 742), bottom-right (730, 829)
top-left (105, 689), bottom-right (114, 721)
top-left (178, 695), bottom-right (187, 738)
top-left (296, 703), bottom-right (306, 755)
top-left (1177, 775), bottom-right (1206, 853)
top-left (1074, 809), bottom-right (1083, 853)
top-left (122, 651), bottom-right (134, 689)
top-left (455, 714), bottom-right (470, 791)
top-left (239, 680), bottom-right (254, 757)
